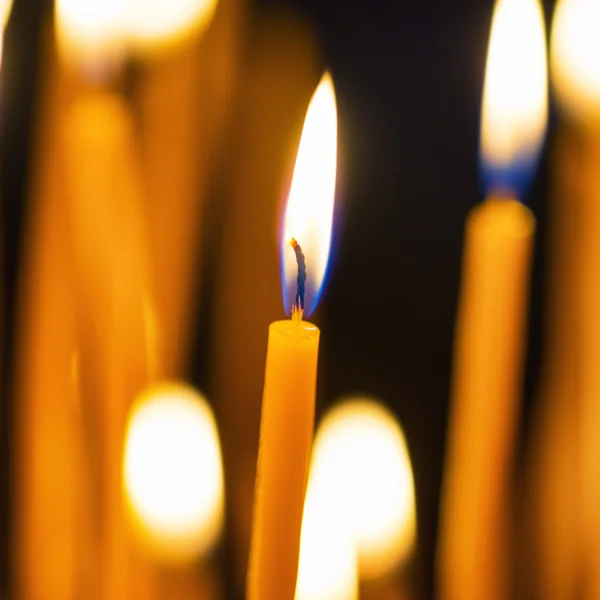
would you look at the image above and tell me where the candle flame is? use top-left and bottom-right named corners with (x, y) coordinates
top-left (480, 0), bottom-right (548, 198)
top-left (55, 0), bottom-right (127, 77)
top-left (308, 399), bottom-right (417, 580)
top-left (552, 0), bottom-right (600, 121)
top-left (282, 72), bottom-right (337, 317)
top-left (126, 0), bottom-right (218, 55)
top-left (123, 383), bottom-right (224, 562)
top-left (295, 484), bottom-right (358, 600)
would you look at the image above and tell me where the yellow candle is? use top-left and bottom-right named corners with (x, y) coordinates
top-left (550, 2), bottom-right (600, 597)
top-left (247, 73), bottom-right (338, 600)
top-left (437, 0), bottom-right (548, 598)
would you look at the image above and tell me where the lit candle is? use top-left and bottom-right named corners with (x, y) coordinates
top-left (131, 0), bottom-right (241, 378)
top-left (246, 72), bottom-right (337, 600)
top-left (307, 399), bottom-right (416, 593)
top-left (551, 1), bottom-right (600, 596)
top-left (437, 0), bottom-right (548, 598)
top-left (525, 1), bottom-right (600, 596)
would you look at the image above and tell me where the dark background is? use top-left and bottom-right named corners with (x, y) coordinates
top-left (0, 0), bottom-right (556, 598)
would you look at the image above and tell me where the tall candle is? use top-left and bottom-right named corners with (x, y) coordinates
top-left (247, 73), bottom-right (337, 600)
top-left (210, 15), bottom-right (321, 593)
top-left (437, 0), bottom-right (548, 598)
top-left (133, 0), bottom-right (243, 378)
top-left (550, 2), bottom-right (600, 597)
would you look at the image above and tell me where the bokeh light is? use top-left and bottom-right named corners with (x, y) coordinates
top-left (295, 484), bottom-right (358, 600)
top-left (55, 0), bottom-right (127, 76)
top-left (552, 0), bottom-right (600, 120)
top-left (123, 382), bottom-right (224, 562)
top-left (126, 0), bottom-right (219, 55)
top-left (309, 399), bottom-right (416, 579)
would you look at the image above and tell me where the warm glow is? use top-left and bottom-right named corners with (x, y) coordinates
top-left (480, 0), bottom-right (548, 195)
top-left (282, 72), bottom-right (337, 317)
top-left (123, 382), bottom-right (224, 562)
top-left (309, 399), bottom-right (416, 580)
top-left (126, 0), bottom-right (218, 55)
top-left (55, 0), bottom-right (127, 76)
top-left (552, 0), bottom-right (600, 120)
top-left (2, 0), bottom-right (12, 28)
top-left (295, 484), bottom-right (358, 600)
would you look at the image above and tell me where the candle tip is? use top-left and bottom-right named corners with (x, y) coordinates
top-left (289, 236), bottom-right (307, 317)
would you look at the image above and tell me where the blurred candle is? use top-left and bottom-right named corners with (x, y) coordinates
top-left (132, 0), bottom-right (242, 379)
top-left (246, 73), bottom-right (337, 600)
top-left (309, 400), bottom-right (416, 583)
top-left (56, 1), bottom-right (154, 595)
top-left (437, 1), bottom-right (548, 599)
top-left (551, 1), bottom-right (600, 597)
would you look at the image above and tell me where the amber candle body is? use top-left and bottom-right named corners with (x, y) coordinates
top-left (438, 197), bottom-right (535, 600)
top-left (247, 319), bottom-right (320, 600)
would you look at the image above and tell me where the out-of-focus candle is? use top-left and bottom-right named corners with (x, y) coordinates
top-left (247, 73), bottom-right (337, 600)
top-left (308, 399), bottom-right (416, 582)
top-left (123, 382), bottom-right (224, 562)
top-left (549, 2), bottom-right (600, 597)
top-left (437, 1), bottom-right (548, 599)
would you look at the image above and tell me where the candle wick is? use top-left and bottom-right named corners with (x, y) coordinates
top-left (289, 236), bottom-right (306, 322)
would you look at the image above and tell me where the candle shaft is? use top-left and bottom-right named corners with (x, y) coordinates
top-left (247, 320), bottom-right (319, 600)
top-left (438, 197), bottom-right (535, 600)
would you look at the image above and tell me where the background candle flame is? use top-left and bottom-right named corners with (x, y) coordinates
top-left (126, 0), bottom-right (219, 55)
top-left (123, 383), bottom-right (224, 562)
top-left (282, 72), bottom-right (337, 318)
top-left (55, 0), bottom-right (127, 77)
top-left (480, 0), bottom-right (548, 199)
top-left (307, 399), bottom-right (417, 580)
top-left (551, 0), bottom-right (600, 121)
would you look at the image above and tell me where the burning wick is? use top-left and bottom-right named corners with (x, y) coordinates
top-left (287, 232), bottom-right (306, 319)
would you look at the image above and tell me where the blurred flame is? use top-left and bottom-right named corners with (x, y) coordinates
top-left (295, 484), bottom-right (358, 600)
top-left (282, 72), bottom-right (337, 317)
top-left (308, 399), bottom-right (416, 580)
top-left (126, 0), bottom-right (218, 55)
top-left (55, 0), bottom-right (127, 76)
top-left (480, 0), bottom-right (548, 196)
top-left (123, 382), bottom-right (224, 562)
top-left (552, 0), bottom-right (600, 120)
top-left (1, 0), bottom-right (11, 28)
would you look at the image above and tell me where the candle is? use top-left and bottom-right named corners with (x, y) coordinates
top-left (550, 1), bottom-right (600, 596)
top-left (246, 72), bottom-right (337, 600)
top-left (133, 0), bottom-right (242, 378)
top-left (524, 0), bottom-right (600, 596)
top-left (437, 0), bottom-right (548, 598)
top-left (210, 16), bottom-right (320, 593)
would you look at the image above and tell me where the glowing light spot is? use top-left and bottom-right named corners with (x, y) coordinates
top-left (55, 0), bottom-right (127, 76)
top-left (295, 484), bottom-right (358, 600)
top-left (552, 0), bottom-right (600, 120)
top-left (123, 382), bottom-right (224, 562)
top-left (282, 72), bottom-right (337, 317)
top-left (126, 0), bottom-right (218, 55)
top-left (309, 399), bottom-right (416, 579)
